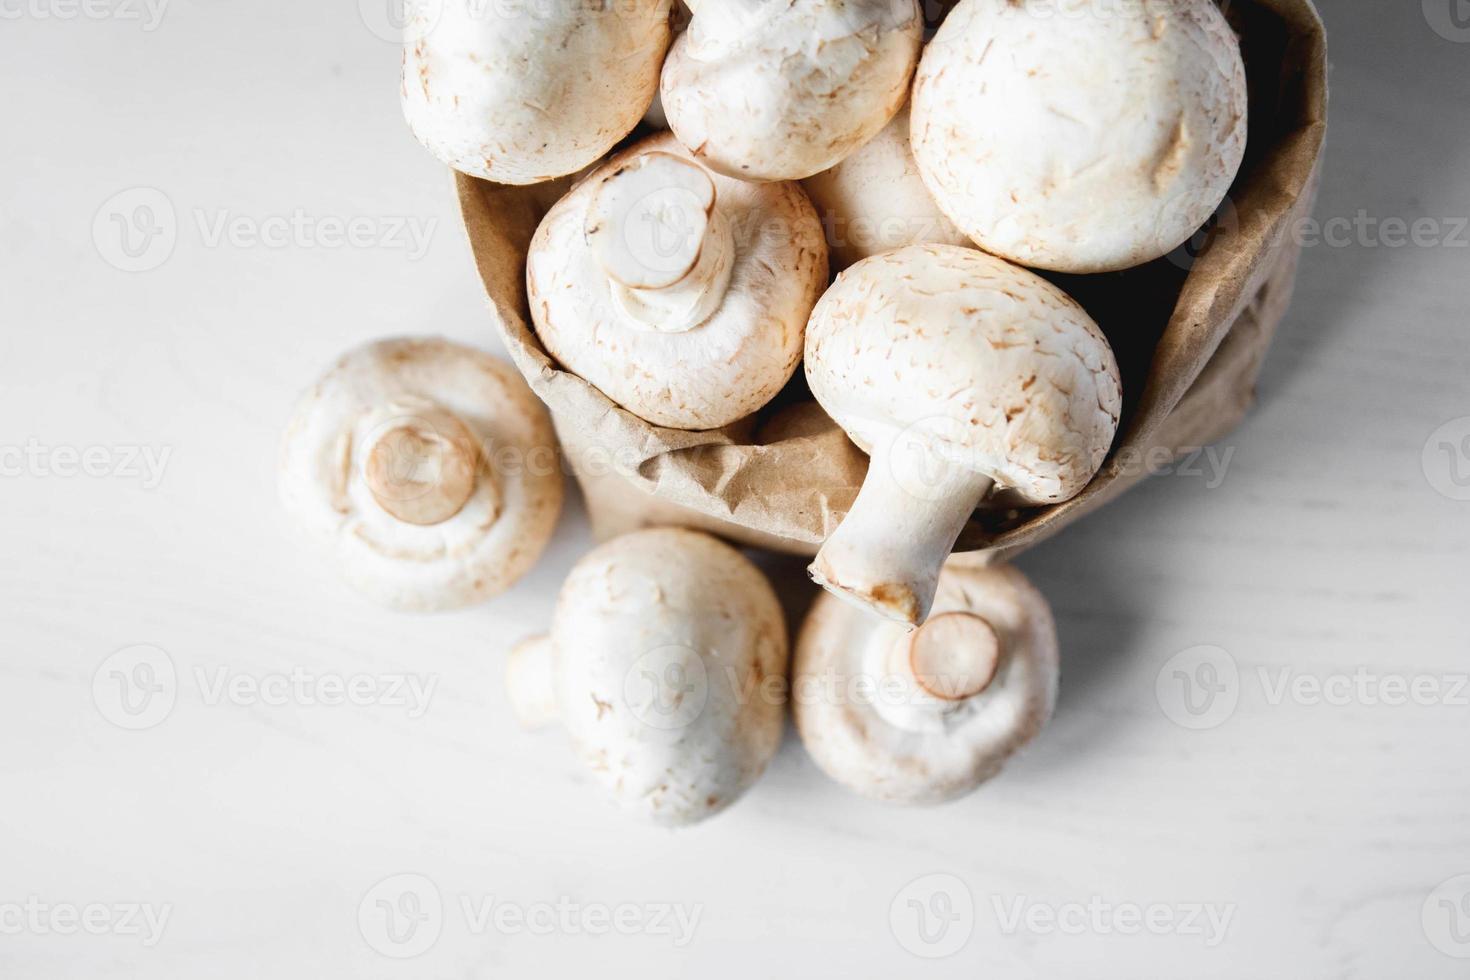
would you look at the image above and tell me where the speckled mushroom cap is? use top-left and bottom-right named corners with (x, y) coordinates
top-left (278, 337), bottom-right (563, 611)
top-left (802, 103), bottom-right (969, 271)
top-left (911, 0), bottom-right (1248, 273)
top-left (401, 0), bottom-right (672, 185)
top-left (661, 0), bottom-right (923, 181)
top-left (808, 245), bottom-right (1121, 501)
top-left (527, 132), bottom-right (828, 430)
top-left (794, 561), bottom-right (1058, 804)
top-left (506, 528), bottom-right (788, 827)
top-left (804, 244), bottom-right (1121, 625)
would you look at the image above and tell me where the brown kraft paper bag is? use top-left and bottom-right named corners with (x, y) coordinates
top-left (455, 0), bottom-right (1330, 561)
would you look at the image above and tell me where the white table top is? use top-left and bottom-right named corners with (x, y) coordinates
top-left (3, 1), bottom-right (1468, 976)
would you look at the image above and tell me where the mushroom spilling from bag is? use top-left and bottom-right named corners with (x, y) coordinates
top-left (794, 561), bottom-right (1058, 804)
top-left (802, 103), bottom-right (969, 271)
top-left (804, 244), bottom-right (1122, 626)
top-left (911, 0), bottom-right (1249, 273)
top-left (526, 132), bottom-right (828, 430)
top-left (401, 0), bottom-right (673, 184)
top-left (507, 528), bottom-right (788, 826)
top-left (661, 0), bottom-right (924, 181)
top-left (278, 338), bottom-right (563, 611)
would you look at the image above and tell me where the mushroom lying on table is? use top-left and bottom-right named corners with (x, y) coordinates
top-left (278, 338), bottom-right (563, 611)
top-left (507, 528), bottom-right (788, 827)
top-left (527, 132), bottom-right (827, 430)
top-left (661, 0), bottom-right (923, 181)
top-left (794, 561), bottom-right (1058, 804)
top-left (911, 0), bottom-right (1248, 273)
top-left (802, 103), bottom-right (968, 271)
top-left (804, 244), bottom-right (1121, 626)
top-left (401, 0), bottom-right (673, 184)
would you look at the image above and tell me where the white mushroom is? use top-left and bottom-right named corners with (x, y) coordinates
top-left (804, 244), bottom-right (1121, 625)
top-left (507, 528), bottom-right (788, 826)
top-left (401, 0), bottom-right (673, 185)
top-left (278, 338), bottom-right (563, 611)
top-left (802, 103), bottom-right (969, 270)
top-left (911, 0), bottom-right (1249, 273)
top-left (527, 132), bottom-right (827, 430)
top-left (660, 0), bottom-right (924, 181)
top-left (794, 561), bottom-right (1058, 804)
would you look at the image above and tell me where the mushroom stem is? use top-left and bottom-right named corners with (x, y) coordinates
top-left (506, 634), bottom-right (559, 729)
top-left (869, 611), bottom-right (1001, 732)
top-left (584, 152), bottom-right (735, 333)
top-left (810, 436), bottom-right (993, 626)
top-left (363, 406), bottom-right (489, 527)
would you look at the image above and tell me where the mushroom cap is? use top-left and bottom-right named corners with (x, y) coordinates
top-left (546, 528), bottom-right (788, 826)
top-left (793, 562), bottom-right (1058, 804)
top-left (401, 0), bottom-right (673, 185)
top-left (661, 0), bottom-right (923, 181)
top-left (802, 103), bottom-right (969, 270)
top-left (804, 244), bottom-right (1121, 505)
top-left (527, 132), bottom-right (828, 430)
top-left (278, 337), bottom-right (563, 611)
top-left (911, 0), bottom-right (1248, 273)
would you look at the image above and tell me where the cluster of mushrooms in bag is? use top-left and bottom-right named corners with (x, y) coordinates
top-left (278, 0), bottom-right (1327, 823)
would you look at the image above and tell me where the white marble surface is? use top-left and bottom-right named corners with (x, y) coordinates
top-left (3, 1), bottom-right (1469, 977)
